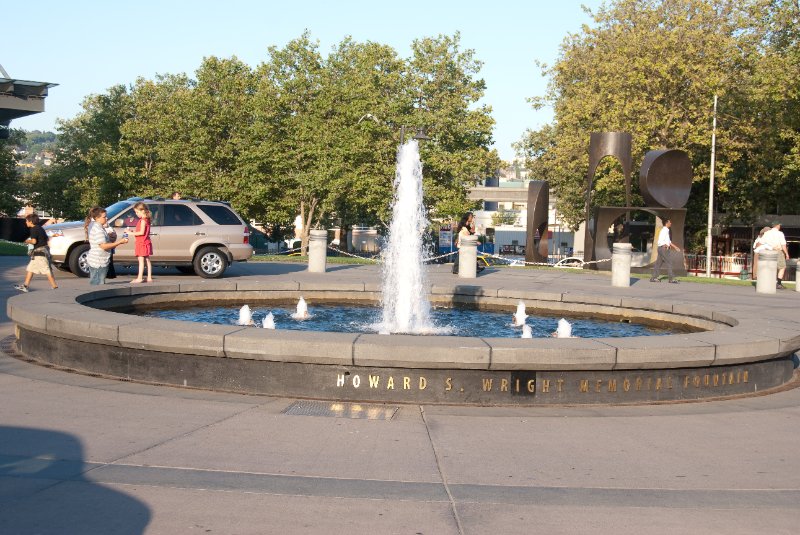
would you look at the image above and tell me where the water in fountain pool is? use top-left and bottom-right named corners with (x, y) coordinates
top-left (138, 303), bottom-right (672, 339)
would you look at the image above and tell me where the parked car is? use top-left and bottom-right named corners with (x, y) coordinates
top-left (45, 197), bottom-right (253, 278)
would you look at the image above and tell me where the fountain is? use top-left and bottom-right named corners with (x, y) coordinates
top-left (379, 140), bottom-right (435, 334)
top-left (236, 305), bottom-right (254, 326)
top-left (261, 312), bottom-right (275, 329)
top-left (555, 318), bottom-right (573, 338)
top-left (512, 301), bottom-right (528, 327)
top-left (291, 297), bottom-right (310, 320)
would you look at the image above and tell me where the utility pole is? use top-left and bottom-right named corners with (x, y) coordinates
top-left (705, 95), bottom-right (718, 277)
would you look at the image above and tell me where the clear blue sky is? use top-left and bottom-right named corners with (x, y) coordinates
top-left (4, 0), bottom-right (602, 162)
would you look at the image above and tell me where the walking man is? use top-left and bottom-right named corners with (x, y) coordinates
top-left (650, 218), bottom-right (680, 283)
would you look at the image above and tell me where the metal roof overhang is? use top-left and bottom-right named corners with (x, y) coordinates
top-left (0, 78), bottom-right (58, 122)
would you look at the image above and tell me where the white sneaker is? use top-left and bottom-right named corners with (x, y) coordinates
top-left (13, 284), bottom-right (29, 293)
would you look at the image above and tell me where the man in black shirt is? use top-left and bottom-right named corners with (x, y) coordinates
top-left (14, 214), bottom-right (58, 292)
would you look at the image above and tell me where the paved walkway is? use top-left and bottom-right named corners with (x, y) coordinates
top-left (0, 257), bottom-right (798, 535)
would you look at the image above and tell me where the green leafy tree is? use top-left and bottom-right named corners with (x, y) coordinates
top-left (0, 128), bottom-right (26, 216)
top-left (46, 84), bottom-right (132, 217)
top-left (518, 0), bottom-right (761, 230)
top-left (408, 33), bottom-right (500, 222)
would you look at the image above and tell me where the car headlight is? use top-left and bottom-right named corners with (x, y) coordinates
top-left (46, 230), bottom-right (64, 238)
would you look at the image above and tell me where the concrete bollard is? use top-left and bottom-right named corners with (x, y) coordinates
top-left (611, 243), bottom-right (633, 287)
top-left (308, 229), bottom-right (328, 273)
top-left (756, 251), bottom-right (778, 295)
top-left (458, 235), bottom-right (478, 279)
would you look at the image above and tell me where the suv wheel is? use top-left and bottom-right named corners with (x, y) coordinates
top-left (68, 244), bottom-right (91, 278)
top-left (194, 247), bottom-right (227, 278)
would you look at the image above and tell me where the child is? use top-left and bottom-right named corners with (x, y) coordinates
top-left (130, 202), bottom-right (153, 283)
top-left (85, 206), bottom-right (129, 285)
top-left (14, 214), bottom-right (58, 292)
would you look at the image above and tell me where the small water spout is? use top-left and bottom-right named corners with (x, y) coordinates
top-left (512, 301), bottom-right (528, 327)
top-left (237, 304), bottom-right (254, 326)
top-left (521, 324), bottom-right (533, 339)
top-left (291, 297), bottom-right (310, 320)
top-left (555, 318), bottom-right (573, 338)
top-left (262, 312), bottom-right (275, 329)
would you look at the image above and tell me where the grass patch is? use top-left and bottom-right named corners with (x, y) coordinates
top-left (0, 240), bottom-right (27, 256)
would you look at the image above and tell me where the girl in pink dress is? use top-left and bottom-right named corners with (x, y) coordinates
top-left (131, 202), bottom-right (153, 283)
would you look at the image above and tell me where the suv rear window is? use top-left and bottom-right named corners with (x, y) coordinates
top-left (164, 204), bottom-right (203, 226)
top-left (197, 204), bottom-right (242, 225)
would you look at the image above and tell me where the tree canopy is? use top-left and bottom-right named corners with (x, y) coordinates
top-left (31, 32), bottom-right (498, 249)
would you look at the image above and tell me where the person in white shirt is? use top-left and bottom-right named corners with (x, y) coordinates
top-left (650, 218), bottom-right (681, 283)
top-left (750, 226), bottom-right (772, 281)
top-left (761, 221), bottom-right (790, 289)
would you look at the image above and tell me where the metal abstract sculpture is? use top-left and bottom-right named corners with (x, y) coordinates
top-left (525, 180), bottom-right (550, 263)
top-left (583, 133), bottom-right (693, 275)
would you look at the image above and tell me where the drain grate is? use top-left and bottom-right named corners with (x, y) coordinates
top-left (282, 400), bottom-right (398, 420)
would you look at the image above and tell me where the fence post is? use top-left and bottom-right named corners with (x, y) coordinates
top-left (611, 243), bottom-right (633, 287)
top-left (308, 229), bottom-right (328, 273)
top-left (756, 251), bottom-right (778, 295)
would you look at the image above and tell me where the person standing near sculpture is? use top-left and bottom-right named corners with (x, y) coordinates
top-left (650, 218), bottom-right (680, 283)
top-left (762, 221), bottom-right (790, 289)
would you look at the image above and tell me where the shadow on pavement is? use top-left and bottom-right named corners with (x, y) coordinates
top-left (0, 426), bottom-right (150, 534)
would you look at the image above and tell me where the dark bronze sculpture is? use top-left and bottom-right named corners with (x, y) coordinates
top-left (583, 133), bottom-right (691, 275)
top-left (525, 180), bottom-right (550, 263)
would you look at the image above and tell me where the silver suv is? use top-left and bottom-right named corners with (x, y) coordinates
top-left (46, 197), bottom-right (253, 278)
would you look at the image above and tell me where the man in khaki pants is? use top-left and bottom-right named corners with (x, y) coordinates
top-left (650, 218), bottom-right (680, 283)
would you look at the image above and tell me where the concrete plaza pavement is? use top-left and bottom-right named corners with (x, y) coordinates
top-left (0, 256), bottom-right (798, 535)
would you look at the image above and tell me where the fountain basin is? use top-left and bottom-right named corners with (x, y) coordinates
top-left (7, 280), bottom-right (798, 405)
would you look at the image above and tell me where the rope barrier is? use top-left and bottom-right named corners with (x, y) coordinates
top-left (268, 244), bottom-right (612, 269)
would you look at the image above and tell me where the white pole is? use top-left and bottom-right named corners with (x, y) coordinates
top-left (705, 95), bottom-right (718, 278)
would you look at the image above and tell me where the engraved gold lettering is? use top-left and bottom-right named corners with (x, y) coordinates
top-left (608, 379), bottom-right (617, 392)
top-left (369, 375), bottom-right (380, 388)
top-left (646, 378), bottom-right (652, 390)
top-left (557, 379), bottom-right (564, 392)
top-left (736, 370), bottom-right (741, 384)
top-left (445, 378), bottom-right (452, 391)
top-left (387, 377), bottom-right (395, 390)
top-left (580, 380), bottom-right (589, 393)
top-left (636, 378), bottom-right (643, 391)
top-left (728, 372), bottom-right (734, 385)
top-left (683, 375), bottom-right (690, 388)
top-left (693, 376), bottom-right (701, 388)
top-left (527, 380), bottom-right (535, 393)
top-left (703, 375), bottom-right (710, 386)
top-left (403, 377), bottom-right (411, 390)
top-left (743, 370), bottom-right (749, 383)
top-left (483, 378), bottom-right (493, 392)
top-left (419, 377), bottom-right (427, 390)
top-left (655, 378), bottom-right (662, 391)
top-left (594, 379), bottom-right (602, 393)
top-left (516, 379), bottom-right (520, 392)
top-left (541, 379), bottom-right (550, 393)
top-left (623, 378), bottom-right (630, 392)
top-left (721, 373), bottom-right (727, 385)
top-left (667, 376), bottom-right (673, 390)
top-left (713, 374), bottom-right (719, 387)
top-left (500, 379), bottom-right (509, 392)
top-left (352, 375), bottom-right (361, 388)
top-left (337, 374), bottom-right (346, 387)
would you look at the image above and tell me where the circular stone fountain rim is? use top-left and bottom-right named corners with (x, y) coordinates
top-left (10, 281), bottom-right (798, 372)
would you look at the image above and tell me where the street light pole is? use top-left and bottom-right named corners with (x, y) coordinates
top-left (705, 94), bottom-right (718, 278)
